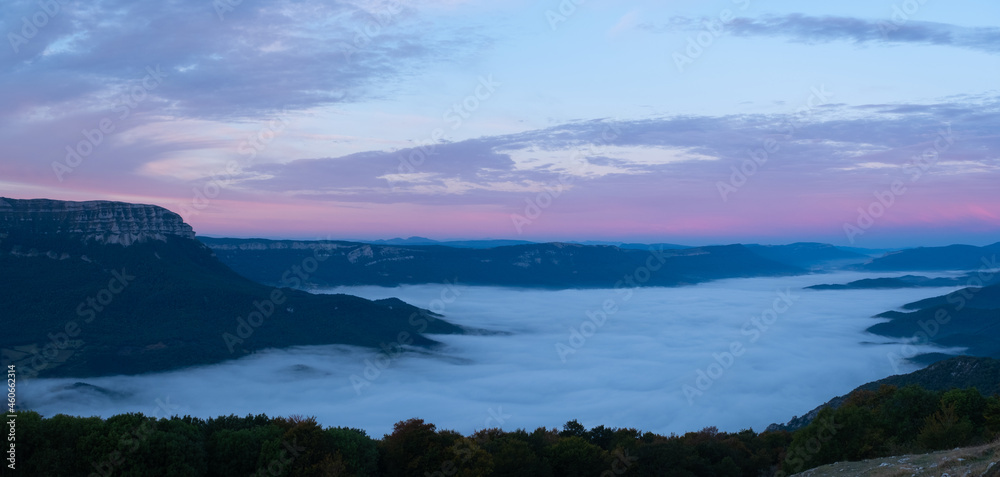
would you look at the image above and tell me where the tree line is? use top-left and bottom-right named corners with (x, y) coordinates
top-left (9, 384), bottom-right (1000, 476)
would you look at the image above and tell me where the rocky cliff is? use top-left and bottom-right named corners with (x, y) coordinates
top-left (0, 197), bottom-right (195, 246)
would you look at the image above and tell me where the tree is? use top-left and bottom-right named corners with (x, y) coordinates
top-left (875, 384), bottom-right (939, 443)
top-left (918, 402), bottom-right (975, 450)
top-left (379, 419), bottom-right (452, 476)
top-left (633, 435), bottom-right (698, 477)
top-left (327, 427), bottom-right (378, 476)
top-left (488, 436), bottom-right (552, 477)
top-left (272, 415), bottom-right (343, 476)
top-left (206, 424), bottom-right (283, 476)
top-left (559, 420), bottom-right (587, 439)
top-left (940, 388), bottom-right (988, 431)
top-left (985, 396), bottom-right (1000, 436)
top-left (547, 436), bottom-right (607, 477)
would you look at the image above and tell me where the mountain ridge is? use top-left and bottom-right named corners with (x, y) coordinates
top-left (0, 197), bottom-right (463, 378)
top-left (858, 242), bottom-right (1000, 271)
top-left (199, 237), bottom-right (807, 289)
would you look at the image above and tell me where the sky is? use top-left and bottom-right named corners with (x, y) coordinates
top-left (2, 0), bottom-right (999, 247)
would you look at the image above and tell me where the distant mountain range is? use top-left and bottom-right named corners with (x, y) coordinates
top-left (857, 242), bottom-right (1000, 271)
top-left (0, 198), bottom-right (462, 378)
top-left (744, 242), bottom-right (869, 269)
top-left (199, 237), bottom-right (836, 288)
top-left (807, 273), bottom-right (1000, 290)
top-left (364, 236), bottom-right (538, 249)
top-left (199, 238), bottom-right (1000, 290)
top-left (355, 236), bottom-right (695, 250)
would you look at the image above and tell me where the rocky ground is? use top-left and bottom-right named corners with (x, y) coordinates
top-left (792, 440), bottom-right (1000, 477)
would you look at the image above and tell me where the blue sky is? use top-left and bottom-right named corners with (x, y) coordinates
top-left (1, 0), bottom-right (999, 246)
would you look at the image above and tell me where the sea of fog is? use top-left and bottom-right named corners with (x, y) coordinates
top-left (20, 271), bottom-right (971, 437)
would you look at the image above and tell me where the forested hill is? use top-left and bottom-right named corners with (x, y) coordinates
top-left (768, 356), bottom-right (1000, 432)
top-left (0, 198), bottom-right (462, 378)
top-left (867, 281), bottom-right (1000, 364)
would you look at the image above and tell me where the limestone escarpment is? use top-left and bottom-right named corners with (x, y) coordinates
top-left (0, 197), bottom-right (195, 246)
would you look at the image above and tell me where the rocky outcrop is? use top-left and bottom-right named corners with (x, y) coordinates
top-left (790, 441), bottom-right (1000, 476)
top-left (0, 197), bottom-right (195, 246)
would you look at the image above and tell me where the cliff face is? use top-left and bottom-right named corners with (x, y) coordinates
top-left (0, 197), bottom-right (195, 246)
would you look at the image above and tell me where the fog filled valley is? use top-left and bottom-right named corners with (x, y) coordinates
top-left (19, 272), bottom-right (971, 437)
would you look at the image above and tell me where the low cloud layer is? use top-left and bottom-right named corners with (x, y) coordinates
top-left (20, 272), bottom-right (965, 436)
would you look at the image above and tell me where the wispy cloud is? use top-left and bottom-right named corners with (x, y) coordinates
top-left (228, 96), bottom-right (1000, 206)
top-left (643, 14), bottom-right (1000, 55)
top-left (0, 0), bottom-right (491, 122)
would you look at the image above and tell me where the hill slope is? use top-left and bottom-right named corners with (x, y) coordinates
top-left (0, 198), bottom-right (461, 378)
top-left (768, 356), bottom-right (1000, 432)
